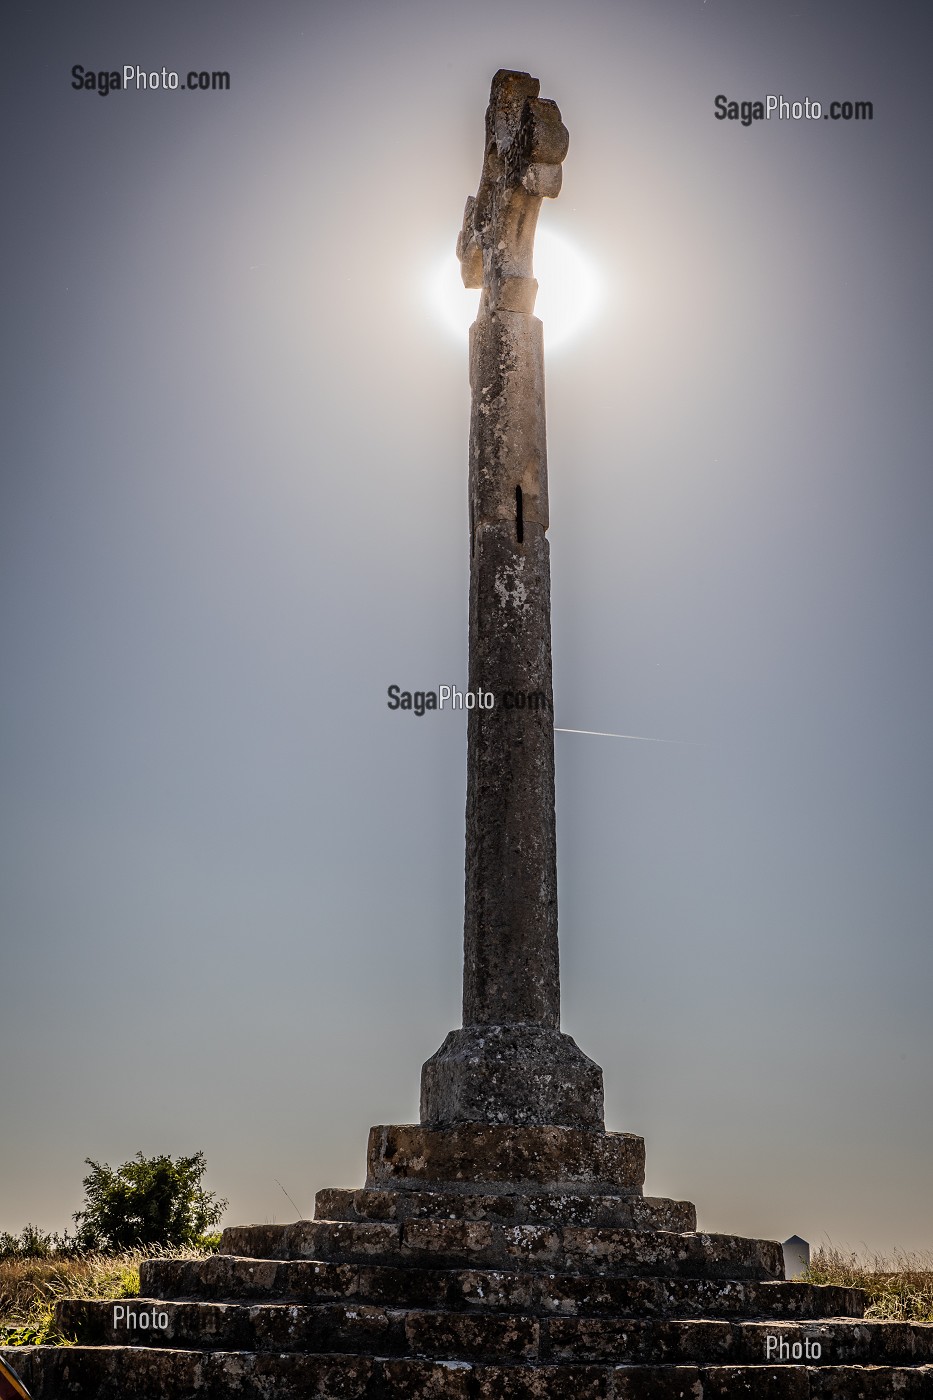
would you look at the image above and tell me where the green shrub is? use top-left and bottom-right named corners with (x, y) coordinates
top-left (0, 1225), bottom-right (77, 1261)
top-left (72, 1151), bottom-right (226, 1252)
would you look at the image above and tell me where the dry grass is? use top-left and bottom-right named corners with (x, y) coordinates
top-left (0, 1246), bottom-right (212, 1346)
top-left (803, 1244), bottom-right (933, 1322)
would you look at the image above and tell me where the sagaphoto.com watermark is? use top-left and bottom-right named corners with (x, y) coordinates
top-left (386, 685), bottom-right (552, 716)
top-left (71, 64), bottom-right (230, 95)
top-left (714, 93), bottom-right (873, 127)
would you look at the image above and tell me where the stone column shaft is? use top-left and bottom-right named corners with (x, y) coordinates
top-left (420, 70), bottom-right (604, 1130)
top-left (463, 307), bottom-right (559, 1028)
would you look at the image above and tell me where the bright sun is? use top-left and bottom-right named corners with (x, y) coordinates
top-left (429, 228), bottom-right (599, 351)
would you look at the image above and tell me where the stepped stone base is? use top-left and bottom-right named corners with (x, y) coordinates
top-left (6, 1121), bottom-right (933, 1397)
top-left (137, 1257), bottom-right (862, 1319)
top-left (366, 1122), bottom-right (645, 1194)
top-left (315, 1185), bottom-right (696, 1230)
top-left (216, 1218), bottom-right (785, 1279)
top-left (6, 1348), bottom-right (933, 1398)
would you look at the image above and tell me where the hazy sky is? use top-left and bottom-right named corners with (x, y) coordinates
top-left (3, 0), bottom-right (932, 1256)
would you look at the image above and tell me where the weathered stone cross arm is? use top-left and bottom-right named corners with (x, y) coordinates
top-left (457, 70), bottom-right (570, 315)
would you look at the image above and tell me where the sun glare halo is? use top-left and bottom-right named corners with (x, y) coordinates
top-left (429, 228), bottom-right (600, 351)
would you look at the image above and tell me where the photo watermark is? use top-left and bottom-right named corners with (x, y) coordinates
top-left (112, 1305), bottom-right (169, 1331)
top-left (765, 1335), bottom-right (823, 1362)
top-left (386, 685), bottom-right (552, 715)
top-left (71, 65), bottom-right (230, 95)
top-left (714, 93), bottom-right (873, 126)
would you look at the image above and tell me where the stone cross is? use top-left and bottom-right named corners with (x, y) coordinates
top-left (421, 71), bottom-right (605, 1130)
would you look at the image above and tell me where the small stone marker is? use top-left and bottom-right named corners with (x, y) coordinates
top-left (782, 1234), bottom-right (810, 1279)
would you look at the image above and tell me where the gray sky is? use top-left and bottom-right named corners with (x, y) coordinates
top-left (3, 0), bottom-right (931, 1255)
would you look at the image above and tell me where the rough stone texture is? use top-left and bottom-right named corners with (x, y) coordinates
top-left (366, 1124), bottom-right (645, 1194)
top-left (0, 1347), bottom-right (380, 1400)
top-left (458, 82), bottom-right (563, 1036)
top-left (140, 1257), bottom-right (863, 1320)
top-left (216, 1218), bottom-right (783, 1279)
top-left (55, 1298), bottom-right (933, 1369)
top-left (314, 1186), bottom-right (697, 1231)
top-left (462, 439), bottom-right (557, 1033)
top-left (7, 1347), bottom-right (933, 1399)
top-left (421, 1026), bottom-right (605, 1129)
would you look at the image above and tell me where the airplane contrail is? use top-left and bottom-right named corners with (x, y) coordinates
top-left (554, 727), bottom-right (683, 744)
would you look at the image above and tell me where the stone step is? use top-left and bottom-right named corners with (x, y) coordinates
top-left (541, 1317), bottom-right (933, 1367)
top-left (219, 1218), bottom-right (784, 1279)
top-left (55, 1298), bottom-right (933, 1367)
top-left (366, 1123), bottom-right (646, 1194)
top-left (142, 1254), bottom-right (865, 1320)
top-left (315, 1186), bottom-right (697, 1231)
top-left (7, 1345), bottom-right (933, 1398)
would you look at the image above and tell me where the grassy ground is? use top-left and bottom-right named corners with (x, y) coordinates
top-left (803, 1245), bottom-right (933, 1322)
top-left (0, 1247), bottom-right (211, 1346)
